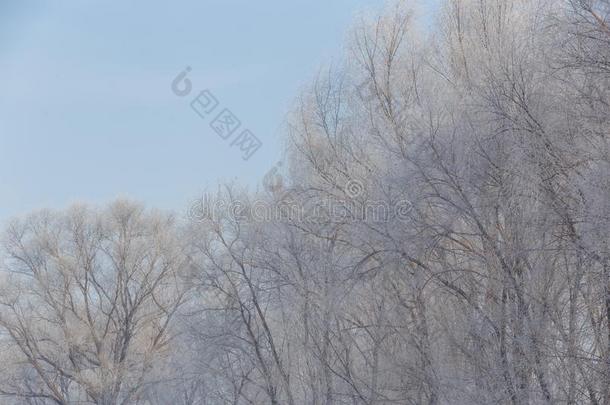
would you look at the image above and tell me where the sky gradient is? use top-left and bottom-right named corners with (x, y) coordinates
top-left (0, 0), bottom-right (438, 223)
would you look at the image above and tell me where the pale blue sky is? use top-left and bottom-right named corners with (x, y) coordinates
top-left (0, 0), bottom-right (438, 223)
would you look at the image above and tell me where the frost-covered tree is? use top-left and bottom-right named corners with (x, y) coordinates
top-left (1, 0), bottom-right (609, 404)
top-left (0, 201), bottom-right (190, 405)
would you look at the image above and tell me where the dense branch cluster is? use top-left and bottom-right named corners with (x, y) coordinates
top-left (1, 0), bottom-right (609, 403)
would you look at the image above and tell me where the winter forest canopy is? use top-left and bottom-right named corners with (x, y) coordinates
top-left (1, 0), bottom-right (610, 403)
